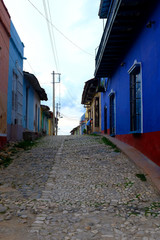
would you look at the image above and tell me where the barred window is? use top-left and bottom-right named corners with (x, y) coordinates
top-left (110, 93), bottom-right (115, 136)
top-left (129, 64), bottom-right (142, 133)
top-left (95, 97), bottom-right (99, 127)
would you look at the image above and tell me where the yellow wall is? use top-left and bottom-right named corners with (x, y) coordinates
top-left (48, 118), bottom-right (53, 136)
top-left (86, 92), bottom-right (101, 133)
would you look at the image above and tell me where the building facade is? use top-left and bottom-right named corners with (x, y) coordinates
top-left (0, 0), bottom-right (10, 147)
top-left (81, 78), bottom-right (102, 134)
top-left (70, 125), bottom-right (80, 135)
top-left (23, 72), bottom-right (47, 135)
top-left (40, 105), bottom-right (53, 135)
top-left (7, 21), bottom-right (24, 141)
top-left (95, 0), bottom-right (160, 165)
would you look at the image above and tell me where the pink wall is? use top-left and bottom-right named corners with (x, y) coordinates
top-left (0, 0), bottom-right (10, 147)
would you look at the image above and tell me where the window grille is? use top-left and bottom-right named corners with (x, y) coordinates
top-left (110, 93), bottom-right (115, 136)
top-left (95, 97), bottom-right (99, 127)
top-left (129, 64), bottom-right (141, 132)
top-left (12, 71), bottom-right (23, 125)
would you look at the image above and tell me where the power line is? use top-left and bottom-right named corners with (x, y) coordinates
top-left (27, 0), bottom-right (94, 57)
top-left (46, 0), bottom-right (60, 71)
top-left (42, 0), bottom-right (59, 72)
top-left (60, 113), bottom-right (79, 121)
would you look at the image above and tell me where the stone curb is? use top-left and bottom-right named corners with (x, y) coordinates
top-left (101, 134), bottom-right (160, 194)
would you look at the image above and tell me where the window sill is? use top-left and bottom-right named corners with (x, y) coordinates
top-left (129, 131), bottom-right (142, 135)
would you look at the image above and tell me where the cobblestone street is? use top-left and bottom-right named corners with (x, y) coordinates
top-left (0, 135), bottom-right (160, 240)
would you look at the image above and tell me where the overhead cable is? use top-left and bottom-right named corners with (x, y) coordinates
top-left (46, 0), bottom-right (60, 71)
top-left (42, 0), bottom-right (59, 72)
top-left (27, 0), bottom-right (94, 57)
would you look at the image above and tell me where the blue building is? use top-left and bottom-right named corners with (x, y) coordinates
top-left (95, 0), bottom-right (160, 165)
top-left (23, 71), bottom-right (47, 135)
top-left (7, 20), bottom-right (24, 141)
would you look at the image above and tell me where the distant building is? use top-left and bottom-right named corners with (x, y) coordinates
top-left (95, 0), bottom-right (160, 165)
top-left (40, 105), bottom-right (53, 136)
top-left (70, 125), bottom-right (80, 135)
top-left (81, 78), bottom-right (101, 134)
top-left (7, 21), bottom-right (24, 141)
top-left (23, 71), bottom-right (48, 139)
top-left (0, 0), bottom-right (10, 147)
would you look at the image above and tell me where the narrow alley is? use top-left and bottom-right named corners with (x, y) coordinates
top-left (0, 135), bottom-right (160, 240)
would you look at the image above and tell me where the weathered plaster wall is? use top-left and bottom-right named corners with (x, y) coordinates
top-left (0, 0), bottom-right (10, 146)
top-left (7, 20), bottom-right (24, 141)
top-left (91, 92), bottom-right (101, 133)
top-left (23, 77), bottom-right (34, 131)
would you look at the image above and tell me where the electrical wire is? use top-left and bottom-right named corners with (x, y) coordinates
top-left (60, 113), bottom-right (79, 121)
top-left (42, 0), bottom-right (59, 72)
top-left (27, 0), bottom-right (94, 57)
top-left (46, 0), bottom-right (60, 71)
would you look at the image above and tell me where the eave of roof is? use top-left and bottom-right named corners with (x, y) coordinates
top-left (70, 125), bottom-right (80, 133)
top-left (24, 71), bottom-right (48, 101)
top-left (41, 105), bottom-right (53, 118)
top-left (95, 0), bottom-right (157, 78)
top-left (98, 0), bottom-right (112, 18)
top-left (81, 78), bottom-right (98, 105)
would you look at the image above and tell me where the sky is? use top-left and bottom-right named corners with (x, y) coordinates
top-left (4, 0), bottom-right (103, 135)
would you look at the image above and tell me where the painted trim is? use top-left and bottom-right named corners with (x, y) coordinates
top-left (128, 60), bottom-right (141, 74)
top-left (0, 134), bottom-right (7, 137)
top-left (108, 88), bottom-right (115, 97)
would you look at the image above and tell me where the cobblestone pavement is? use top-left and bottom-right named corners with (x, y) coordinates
top-left (0, 135), bottom-right (160, 240)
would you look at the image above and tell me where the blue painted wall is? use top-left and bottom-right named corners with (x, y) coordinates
top-left (7, 21), bottom-right (24, 124)
top-left (23, 78), bottom-right (35, 131)
top-left (7, 20), bottom-right (24, 140)
top-left (101, 2), bottom-right (160, 135)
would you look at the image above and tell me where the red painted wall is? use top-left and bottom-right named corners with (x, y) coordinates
top-left (101, 130), bottom-right (160, 166)
top-left (116, 131), bottom-right (160, 166)
top-left (0, 0), bottom-right (10, 147)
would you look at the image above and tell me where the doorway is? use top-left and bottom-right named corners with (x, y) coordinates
top-left (104, 106), bottom-right (107, 134)
top-left (110, 94), bottom-right (115, 136)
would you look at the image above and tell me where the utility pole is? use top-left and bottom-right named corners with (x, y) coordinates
top-left (52, 71), bottom-right (55, 135)
top-left (52, 71), bottom-right (61, 136)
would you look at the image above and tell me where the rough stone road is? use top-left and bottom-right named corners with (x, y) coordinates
top-left (0, 135), bottom-right (160, 240)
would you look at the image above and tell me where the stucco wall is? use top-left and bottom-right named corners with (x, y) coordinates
top-left (101, 2), bottom-right (160, 164)
top-left (7, 21), bottom-right (24, 141)
top-left (91, 92), bottom-right (101, 133)
top-left (34, 91), bottom-right (40, 132)
top-left (23, 78), bottom-right (34, 131)
top-left (0, 1), bottom-right (10, 145)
